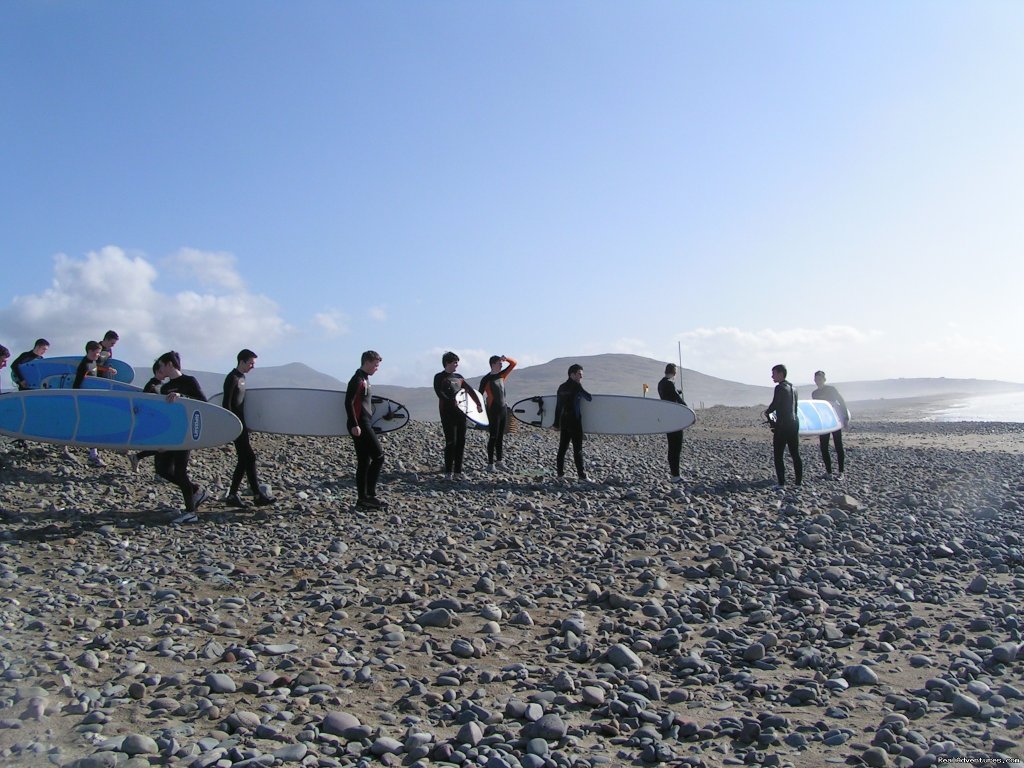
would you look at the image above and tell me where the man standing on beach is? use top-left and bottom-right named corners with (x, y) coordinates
top-left (479, 354), bottom-right (517, 472)
top-left (346, 350), bottom-right (386, 507)
top-left (659, 363), bottom-right (687, 482)
top-left (764, 363), bottom-right (802, 489)
top-left (812, 370), bottom-right (849, 480)
top-left (433, 351), bottom-right (482, 481)
top-left (157, 350), bottom-right (209, 522)
top-left (222, 349), bottom-right (274, 508)
top-left (73, 341), bottom-right (106, 467)
top-left (554, 363), bottom-right (592, 482)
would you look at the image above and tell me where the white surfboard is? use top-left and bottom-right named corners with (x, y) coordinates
top-left (511, 395), bottom-right (696, 435)
top-left (208, 388), bottom-right (410, 436)
top-left (798, 399), bottom-right (842, 435)
top-left (456, 387), bottom-right (488, 428)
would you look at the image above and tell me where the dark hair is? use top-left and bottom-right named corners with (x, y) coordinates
top-left (103, 330), bottom-right (119, 341)
top-left (361, 350), bottom-right (382, 364)
top-left (157, 351), bottom-right (182, 370)
top-left (85, 340), bottom-right (102, 352)
top-left (489, 355), bottom-right (502, 366)
top-left (665, 363), bottom-right (677, 375)
top-left (814, 370), bottom-right (825, 378)
top-left (0, 345), bottom-right (9, 358)
top-left (568, 363), bottom-right (583, 377)
top-left (442, 351), bottom-right (459, 366)
top-left (34, 338), bottom-right (49, 348)
top-left (772, 364), bottom-right (787, 378)
top-left (151, 360), bottom-right (162, 375)
top-left (237, 348), bottom-right (257, 363)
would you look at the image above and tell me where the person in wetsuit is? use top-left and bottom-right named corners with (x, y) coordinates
top-left (10, 338), bottom-right (49, 390)
top-left (96, 330), bottom-right (119, 380)
top-left (346, 350), bottom-right (386, 508)
top-left (222, 349), bottom-right (273, 508)
top-left (554, 363), bottom-right (592, 481)
top-left (812, 369), bottom-right (849, 480)
top-left (71, 341), bottom-right (107, 468)
top-left (659, 363), bottom-right (687, 482)
top-left (129, 361), bottom-right (165, 473)
top-left (433, 351), bottom-right (482, 481)
top-left (479, 354), bottom-right (517, 471)
top-left (156, 350), bottom-right (209, 520)
top-left (764, 363), bottom-right (802, 488)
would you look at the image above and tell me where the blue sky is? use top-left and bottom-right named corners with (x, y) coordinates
top-left (2, 2), bottom-right (1022, 387)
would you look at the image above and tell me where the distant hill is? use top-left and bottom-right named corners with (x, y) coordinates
top-left (164, 354), bottom-right (1024, 423)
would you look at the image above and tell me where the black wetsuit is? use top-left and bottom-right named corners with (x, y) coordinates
top-left (135, 377), bottom-right (163, 463)
top-left (434, 371), bottom-right (473, 474)
top-left (157, 375), bottom-right (206, 510)
top-left (11, 351), bottom-right (42, 390)
top-left (812, 384), bottom-right (848, 475)
top-left (72, 356), bottom-right (97, 389)
top-left (97, 345), bottom-right (116, 379)
top-left (346, 368), bottom-right (384, 501)
top-left (223, 368), bottom-right (262, 497)
top-left (658, 376), bottom-right (687, 477)
top-left (766, 379), bottom-right (802, 486)
top-left (479, 358), bottom-right (516, 464)
top-left (554, 378), bottom-right (592, 479)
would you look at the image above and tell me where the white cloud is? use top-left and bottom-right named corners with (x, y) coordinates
top-left (165, 247), bottom-right (246, 291)
top-left (313, 310), bottom-right (350, 337)
top-left (369, 305), bottom-right (387, 322)
top-left (0, 246), bottom-right (290, 372)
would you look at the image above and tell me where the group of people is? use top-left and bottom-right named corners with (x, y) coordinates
top-left (3, 335), bottom-right (850, 514)
top-left (3, 333), bottom-right (275, 523)
top-left (764, 364), bottom-right (849, 489)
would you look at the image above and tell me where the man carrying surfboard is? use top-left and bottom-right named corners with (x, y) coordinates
top-left (764, 363), bottom-right (802, 489)
top-left (812, 370), bottom-right (849, 480)
top-left (73, 341), bottom-right (106, 467)
top-left (346, 350), bottom-right (387, 508)
top-left (156, 350), bottom-right (210, 522)
top-left (10, 338), bottom-right (49, 391)
top-left (554, 363), bottom-right (593, 482)
top-left (479, 355), bottom-right (517, 472)
top-left (222, 349), bottom-right (274, 508)
top-left (658, 363), bottom-right (687, 482)
top-left (433, 351), bottom-right (482, 481)
top-left (96, 330), bottom-right (120, 379)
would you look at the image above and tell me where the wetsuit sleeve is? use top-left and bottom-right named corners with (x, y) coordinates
top-left (765, 384), bottom-right (782, 416)
top-left (433, 372), bottom-right (446, 400)
top-left (500, 358), bottom-right (517, 379)
top-left (72, 358), bottom-right (90, 389)
top-left (222, 372), bottom-right (238, 412)
top-left (345, 374), bottom-right (363, 431)
top-left (183, 376), bottom-right (207, 402)
top-left (462, 378), bottom-right (482, 407)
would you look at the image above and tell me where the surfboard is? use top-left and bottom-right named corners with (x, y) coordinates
top-left (0, 390), bottom-right (241, 450)
top-left (17, 356), bottom-right (136, 387)
top-left (456, 387), bottom-right (488, 428)
top-left (206, 388), bottom-right (410, 435)
top-left (40, 373), bottom-right (144, 393)
top-left (511, 395), bottom-right (696, 435)
top-left (798, 399), bottom-right (842, 435)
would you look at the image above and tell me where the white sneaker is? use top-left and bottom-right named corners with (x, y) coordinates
top-left (453, 473), bottom-right (465, 482)
top-left (171, 511), bottom-right (198, 525)
top-left (129, 453), bottom-right (140, 473)
top-left (670, 475), bottom-right (683, 483)
top-left (486, 464), bottom-right (496, 473)
top-left (495, 461), bottom-right (507, 471)
top-left (836, 472), bottom-right (844, 481)
top-left (443, 472), bottom-right (453, 481)
top-left (89, 454), bottom-right (106, 468)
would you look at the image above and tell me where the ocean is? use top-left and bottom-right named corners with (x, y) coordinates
top-left (928, 391), bottom-right (1024, 423)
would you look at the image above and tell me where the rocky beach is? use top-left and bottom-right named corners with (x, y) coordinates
top-left (1, 406), bottom-right (1023, 768)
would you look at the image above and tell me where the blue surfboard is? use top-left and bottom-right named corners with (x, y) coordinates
top-left (797, 399), bottom-right (842, 435)
top-left (41, 373), bottom-right (143, 392)
top-left (0, 390), bottom-right (241, 450)
top-left (18, 356), bottom-right (136, 387)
